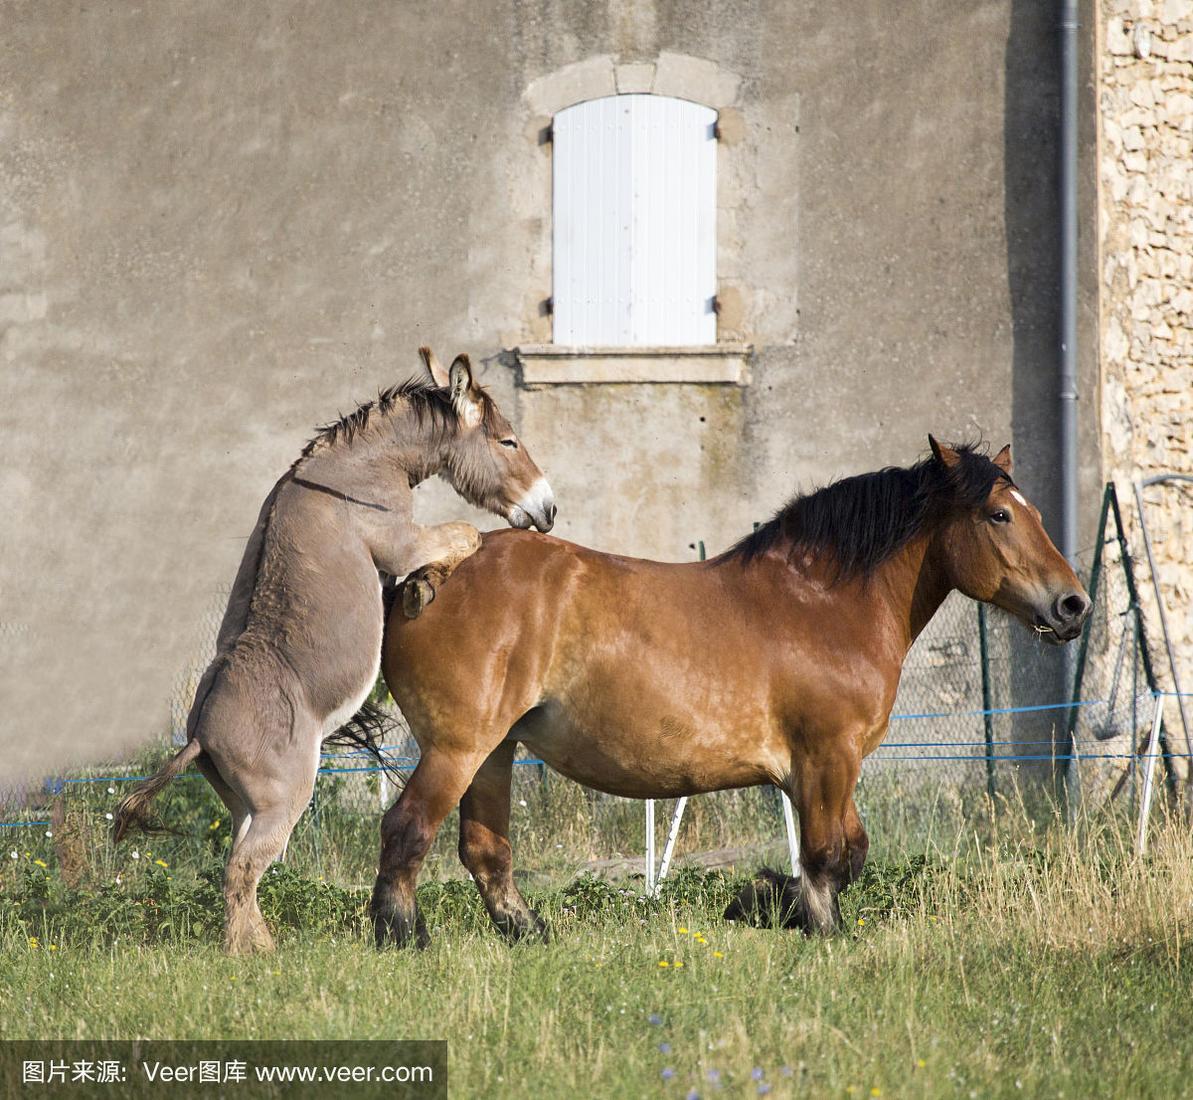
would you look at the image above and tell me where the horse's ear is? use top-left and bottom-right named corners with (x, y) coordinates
top-left (992, 443), bottom-right (1013, 476)
top-left (449, 355), bottom-right (483, 428)
top-left (419, 346), bottom-right (450, 388)
top-left (928, 435), bottom-right (961, 469)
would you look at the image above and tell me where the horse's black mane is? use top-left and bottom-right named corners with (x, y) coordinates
top-left (726, 443), bottom-right (1014, 578)
top-left (299, 375), bottom-right (496, 460)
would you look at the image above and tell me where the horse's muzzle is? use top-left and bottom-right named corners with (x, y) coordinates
top-left (1035, 589), bottom-right (1092, 643)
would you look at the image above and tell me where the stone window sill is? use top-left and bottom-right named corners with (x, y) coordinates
top-left (512, 344), bottom-right (752, 385)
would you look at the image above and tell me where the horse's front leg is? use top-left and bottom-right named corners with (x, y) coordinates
top-left (396, 522), bottom-right (482, 619)
top-left (788, 748), bottom-right (864, 934)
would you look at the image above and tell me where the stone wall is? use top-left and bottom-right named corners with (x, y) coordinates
top-left (1100, 1), bottom-right (1193, 732)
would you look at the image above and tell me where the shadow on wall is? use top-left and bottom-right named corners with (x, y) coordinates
top-left (1004, 0), bottom-right (1067, 752)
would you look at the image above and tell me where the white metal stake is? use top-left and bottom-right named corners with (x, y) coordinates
top-left (654, 796), bottom-right (689, 896)
top-left (1136, 695), bottom-right (1165, 857)
top-left (645, 799), bottom-right (656, 894)
top-left (781, 791), bottom-right (801, 877)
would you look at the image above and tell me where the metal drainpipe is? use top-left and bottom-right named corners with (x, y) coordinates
top-left (1059, 0), bottom-right (1079, 565)
top-left (1059, 0), bottom-right (1080, 813)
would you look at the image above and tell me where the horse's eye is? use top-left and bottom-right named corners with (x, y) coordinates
top-left (500, 438), bottom-right (518, 450)
top-left (990, 510), bottom-right (1011, 525)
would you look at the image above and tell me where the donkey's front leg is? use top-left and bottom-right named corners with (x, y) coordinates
top-left (399, 522), bottom-right (482, 619)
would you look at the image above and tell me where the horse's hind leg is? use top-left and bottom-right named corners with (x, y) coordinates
top-left (371, 746), bottom-right (486, 948)
top-left (458, 743), bottom-right (548, 943)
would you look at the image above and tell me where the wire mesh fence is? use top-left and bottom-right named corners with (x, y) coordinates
top-left (2, 485), bottom-right (1182, 888)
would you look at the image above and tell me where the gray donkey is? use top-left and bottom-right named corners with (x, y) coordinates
top-left (115, 348), bottom-right (555, 954)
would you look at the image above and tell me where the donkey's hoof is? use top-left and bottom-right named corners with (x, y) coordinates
top-left (224, 927), bottom-right (276, 956)
top-left (401, 578), bottom-right (435, 620)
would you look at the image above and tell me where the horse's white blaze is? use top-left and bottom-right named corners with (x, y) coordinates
top-left (1010, 489), bottom-right (1027, 507)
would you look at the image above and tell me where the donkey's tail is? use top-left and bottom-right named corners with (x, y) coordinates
top-left (112, 739), bottom-right (204, 842)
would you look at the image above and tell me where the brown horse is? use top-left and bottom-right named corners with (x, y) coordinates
top-left (372, 439), bottom-right (1090, 946)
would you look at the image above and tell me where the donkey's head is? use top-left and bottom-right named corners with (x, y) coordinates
top-left (929, 437), bottom-right (1090, 643)
top-left (420, 348), bottom-right (556, 532)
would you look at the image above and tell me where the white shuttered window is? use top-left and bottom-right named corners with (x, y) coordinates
top-left (553, 95), bottom-right (717, 347)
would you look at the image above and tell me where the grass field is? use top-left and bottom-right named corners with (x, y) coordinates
top-left (2, 775), bottom-right (1192, 1099)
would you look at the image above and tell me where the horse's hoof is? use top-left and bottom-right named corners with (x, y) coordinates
top-left (529, 909), bottom-right (551, 944)
top-left (401, 578), bottom-right (435, 620)
top-left (373, 910), bottom-right (430, 950)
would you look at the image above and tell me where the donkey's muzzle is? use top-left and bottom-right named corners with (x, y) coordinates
top-left (508, 477), bottom-right (556, 533)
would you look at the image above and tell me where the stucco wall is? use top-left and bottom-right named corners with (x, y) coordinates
top-left (1099, 0), bottom-right (1193, 720)
top-left (0, 1), bottom-right (1096, 775)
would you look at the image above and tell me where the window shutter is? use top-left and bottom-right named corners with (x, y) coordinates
top-left (553, 94), bottom-right (717, 347)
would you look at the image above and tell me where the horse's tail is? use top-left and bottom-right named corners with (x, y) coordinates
top-left (324, 699), bottom-right (405, 784)
top-left (112, 739), bottom-right (204, 842)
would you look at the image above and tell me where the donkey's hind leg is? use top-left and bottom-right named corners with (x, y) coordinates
top-left (196, 754), bottom-right (250, 847)
top-left (371, 745), bottom-right (486, 948)
top-left (214, 741), bottom-right (319, 956)
top-left (458, 743), bottom-right (548, 944)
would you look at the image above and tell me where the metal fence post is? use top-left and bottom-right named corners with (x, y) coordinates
top-left (1108, 484), bottom-right (1177, 797)
top-left (1065, 484), bottom-right (1111, 747)
top-left (977, 603), bottom-right (996, 801)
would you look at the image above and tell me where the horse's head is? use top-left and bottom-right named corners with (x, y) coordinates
top-left (930, 436), bottom-right (1090, 644)
top-left (421, 347), bottom-right (556, 533)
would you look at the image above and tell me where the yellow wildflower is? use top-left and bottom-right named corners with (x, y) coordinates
top-left (154, 859), bottom-right (169, 868)
top-left (33, 859), bottom-right (47, 869)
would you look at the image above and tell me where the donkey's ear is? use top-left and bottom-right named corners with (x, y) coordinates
top-left (928, 435), bottom-right (961, 469)
top-left (418, 346), bottom-right (450, 388)
top-left (448, 355), bottom-right (483, 428)
top-left (992, 443), bottom-right (1013, 476)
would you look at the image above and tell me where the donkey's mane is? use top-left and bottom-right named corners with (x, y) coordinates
top-left (297, 375), bottom-right (499, 463)
top-left (726, 443), bottom-right (1014, 578)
